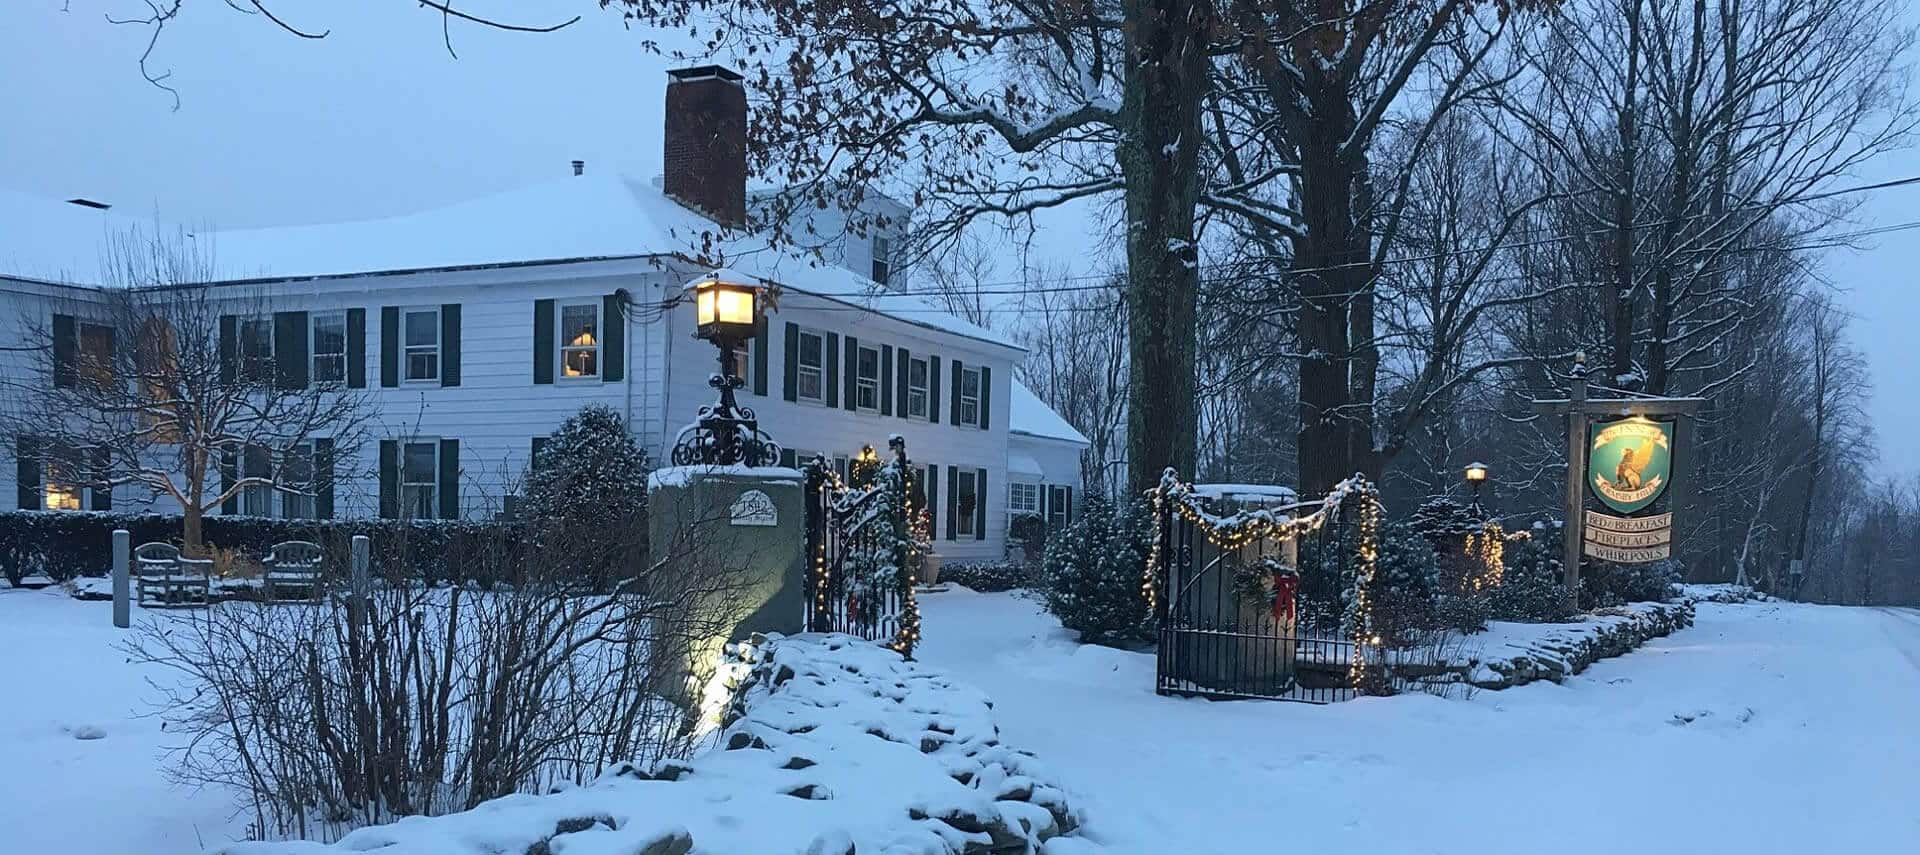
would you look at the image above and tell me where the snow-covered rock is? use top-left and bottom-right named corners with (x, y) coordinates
top-left (218, 633), bottom-right (1096, 855)
top-left (1429, 601), bottom-right (1697, 690)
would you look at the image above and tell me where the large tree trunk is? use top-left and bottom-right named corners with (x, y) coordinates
top-left (1121, 0), bottom-right (1208, 496)
top-left (1293, 76), bottom-right (1376, 495)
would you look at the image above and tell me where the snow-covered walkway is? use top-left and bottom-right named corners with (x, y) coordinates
top-left (915, 591), bottom-right (1920, 855)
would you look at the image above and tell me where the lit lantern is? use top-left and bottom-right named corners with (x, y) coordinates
top-left (686, 268), bottom-right (766, 344)
top-left (1464, 461), bottom-right (1489, 484)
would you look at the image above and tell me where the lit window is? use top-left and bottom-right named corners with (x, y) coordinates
top-left (856, 345), bottom-right (881, 410)
top-left (1008, 482), bottom-right (1038, 515)
top-left (797, 330), bottom-right (824, 401)
top-left (560, 302), bottom-right (600, 378)
top-left (41, 444), bottom-right (85, 511)
top-left (240, 317), bottom-right (274, 382)
top-left (311, 313), bottom-right (347, 384)
top-left (401, 441), bottom-right (438, 519)
top-left (907, 357), bottom-right (929, 418)
top-left (956, 470), bottom-right (977, 536)
top-left (79, 322), bottom-right (114, 389)
top-left (404, 308), bottom-right (440, 382)
top-left (960, 366), bottom-right (982, 426)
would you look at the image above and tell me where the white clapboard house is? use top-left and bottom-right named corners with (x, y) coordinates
top-left (0, 65), bottom-right (1086, 564)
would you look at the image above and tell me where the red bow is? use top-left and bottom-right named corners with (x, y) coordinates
top-left (1271, 573), bottom-right (1298, 623)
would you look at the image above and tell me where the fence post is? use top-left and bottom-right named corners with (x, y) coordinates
top-left (111, 529), bottom-right (130, 629)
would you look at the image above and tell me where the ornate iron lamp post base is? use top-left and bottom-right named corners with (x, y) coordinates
top-left (670, 340), bottom-right (782, 467)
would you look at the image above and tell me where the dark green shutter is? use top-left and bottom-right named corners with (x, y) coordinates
top-left (753, 319), bottom-right (770, 395)
top-left (219, 315), bottom-right (238, 385)
top-left (843, 335), bottom-right (859, 411)
top-left (946, 465), bottom-right (959, 540)
top-left (603, 294), bottom-right (625, 383)
top-left (380, 307), bottom-right (400, 388)
top-left (1064, 486), bottom-right (1073, 522)
top-left (438, 438), bottom-right (459, 519)
top-left (978, 366), bottom-right (992, 430)
top-left (928, 356), bottom-right (941, 424)
top-left (530, 436), bottom-right (548, 470)
top-left (533, 299), bottom-right (556, 385)
top-left (378, 440), bottom-right (398, 519)
top-left (274, 311), bottom-right (308, 389)
top-left (896, 348), bottom-right (910, 418)
top-left (220, 449), bottom-right (239, 515)
top-left (880, 345), bottom-right (894, 416)
top-left (779, 448), bottom-right (797, 469)
top-left (950, 359), bottom-right (963, 425)
top-left (924, 464), bottom-right (939, 539)
top-left (782, 322), bottom-right (799, 401)
top-left (975, 467), bottom-right (988, 540)
top-left (314, 438), bottom-right (335, 519)
top-left (51, 314), bottom-right (76, 388)
top-left (90, 447), bottom-right (111, 511)
top-left (346, 308), bottom-right (367, 388)
top-left (16, 436), bottom-right (39, 509)
top-left (1039, 483), bottom-right (1049, 521)
top-left (824, 333), bottom-right (840, 408)
top-left (440, 304), bottom-right (461, 387)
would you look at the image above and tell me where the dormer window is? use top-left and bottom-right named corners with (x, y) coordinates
top-left (871, 235), bottom-right (892, 286)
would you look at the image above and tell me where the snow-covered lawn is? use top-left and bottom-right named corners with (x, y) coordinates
top-left (914, 589), bottom-right (1920, 855)
top-left (3, 584), bottom-right (1918, 854)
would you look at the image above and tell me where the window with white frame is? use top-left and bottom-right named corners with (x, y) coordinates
top-left (41, 443), bottom-right (85, 511)
top-left (731, 346), bottom-right (750, 385)
top-left (401, 440), bottom-right (438, 518)
top-left (959, 366), bottom-right (982, 426)
top-left (311, 312), bottom-right (347, 384)
top-left (240, 316), bottom-right (274, 382)
top-left (871, 235), bottom-right (892, 285)
top-left (1049, 485), bottom-right (1070, 528)
top-left (403, 308), bottom-right (440, 382)
top-left (855, 344), bottom-right (881, 410)
top-left (559, 301), bottom-right (600, 378)
top-left (241, 445), bottom-right (274, 516)
top-left (907, 356), bottom-right (929, 418)
top-left (796, 329), bottom-right (824, 402)
top-left (281, 442), bottom-right (316, 519)
top-left (833, 453), bottom-right (850, 481)
top-left (1008, 482), bottom-right (1039, 515)
top-left (956, 469), bottom-right (978, 536)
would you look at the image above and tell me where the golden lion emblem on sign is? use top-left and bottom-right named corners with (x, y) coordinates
top-left (1613, 440), bottom-right (1651, 490)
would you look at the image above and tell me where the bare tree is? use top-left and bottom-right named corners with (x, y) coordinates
top-left (0, 226), bottom-right (374, 552)
top-left (1014, 272), bottom-right (1131, 500)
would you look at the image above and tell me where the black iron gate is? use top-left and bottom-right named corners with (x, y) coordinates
top-left (1152, 477), bottom-right (1371, 703)
top-left (800, 442), bottom-right (921, 655)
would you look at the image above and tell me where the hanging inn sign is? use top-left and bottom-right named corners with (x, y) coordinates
top-left (1535, 354), bottom-right (1703, 605)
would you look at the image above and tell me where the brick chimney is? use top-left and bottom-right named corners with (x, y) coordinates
top-left (663, 65), bottom-right (748, 227)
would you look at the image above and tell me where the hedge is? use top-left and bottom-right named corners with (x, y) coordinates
top-left (0, 511), bottom-right (526, 587)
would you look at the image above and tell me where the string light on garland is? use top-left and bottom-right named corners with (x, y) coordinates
top-left (1464, 521), bottom-right (1532, 593)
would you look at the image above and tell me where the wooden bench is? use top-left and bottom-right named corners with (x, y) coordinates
top-left (134, 542), bottom-right (212, 607)
top-left (263, 540), bottom-right (326, 601)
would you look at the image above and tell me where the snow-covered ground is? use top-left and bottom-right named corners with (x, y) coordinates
top-left (914, 589), bottom-right (1920, 855)
top-left (3, 584), bottom-right (1918, 854)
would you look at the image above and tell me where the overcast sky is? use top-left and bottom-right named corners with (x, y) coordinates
top-left (3, 0), bottom-right (1916, 477)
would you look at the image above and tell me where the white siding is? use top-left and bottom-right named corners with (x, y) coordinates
top-left (0, 258), bottom-right (1052, 564)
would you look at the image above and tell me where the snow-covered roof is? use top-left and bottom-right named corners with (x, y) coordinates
top-left (0, 176), bottom-right (1021, 351)
top-left (1009, 379), bottom-right (1089, 446)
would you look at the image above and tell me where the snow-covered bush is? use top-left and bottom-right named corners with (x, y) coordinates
top-left (1361, 521), bottom-right (1443, 645)
top-left (522, 405), bottom-right (650, 589)
top-left (1583, 557), bottom-right (1683, 608)
top-left (1008, 512), bottom-right (1048, 564)
top-left (1039, 495), bottom-right (1152, 647)
top-left (1488, 522), bottom-right (1576, 622)
top-left (942, 560), bottom-right (1032, 592)
top-left (127, 507), bottom-right (765, 840)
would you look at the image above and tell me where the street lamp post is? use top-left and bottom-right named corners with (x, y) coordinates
top-left (1464, 461), bottom-right (1490, 519)
top-left (671, 269), bottom-right (783, 467)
